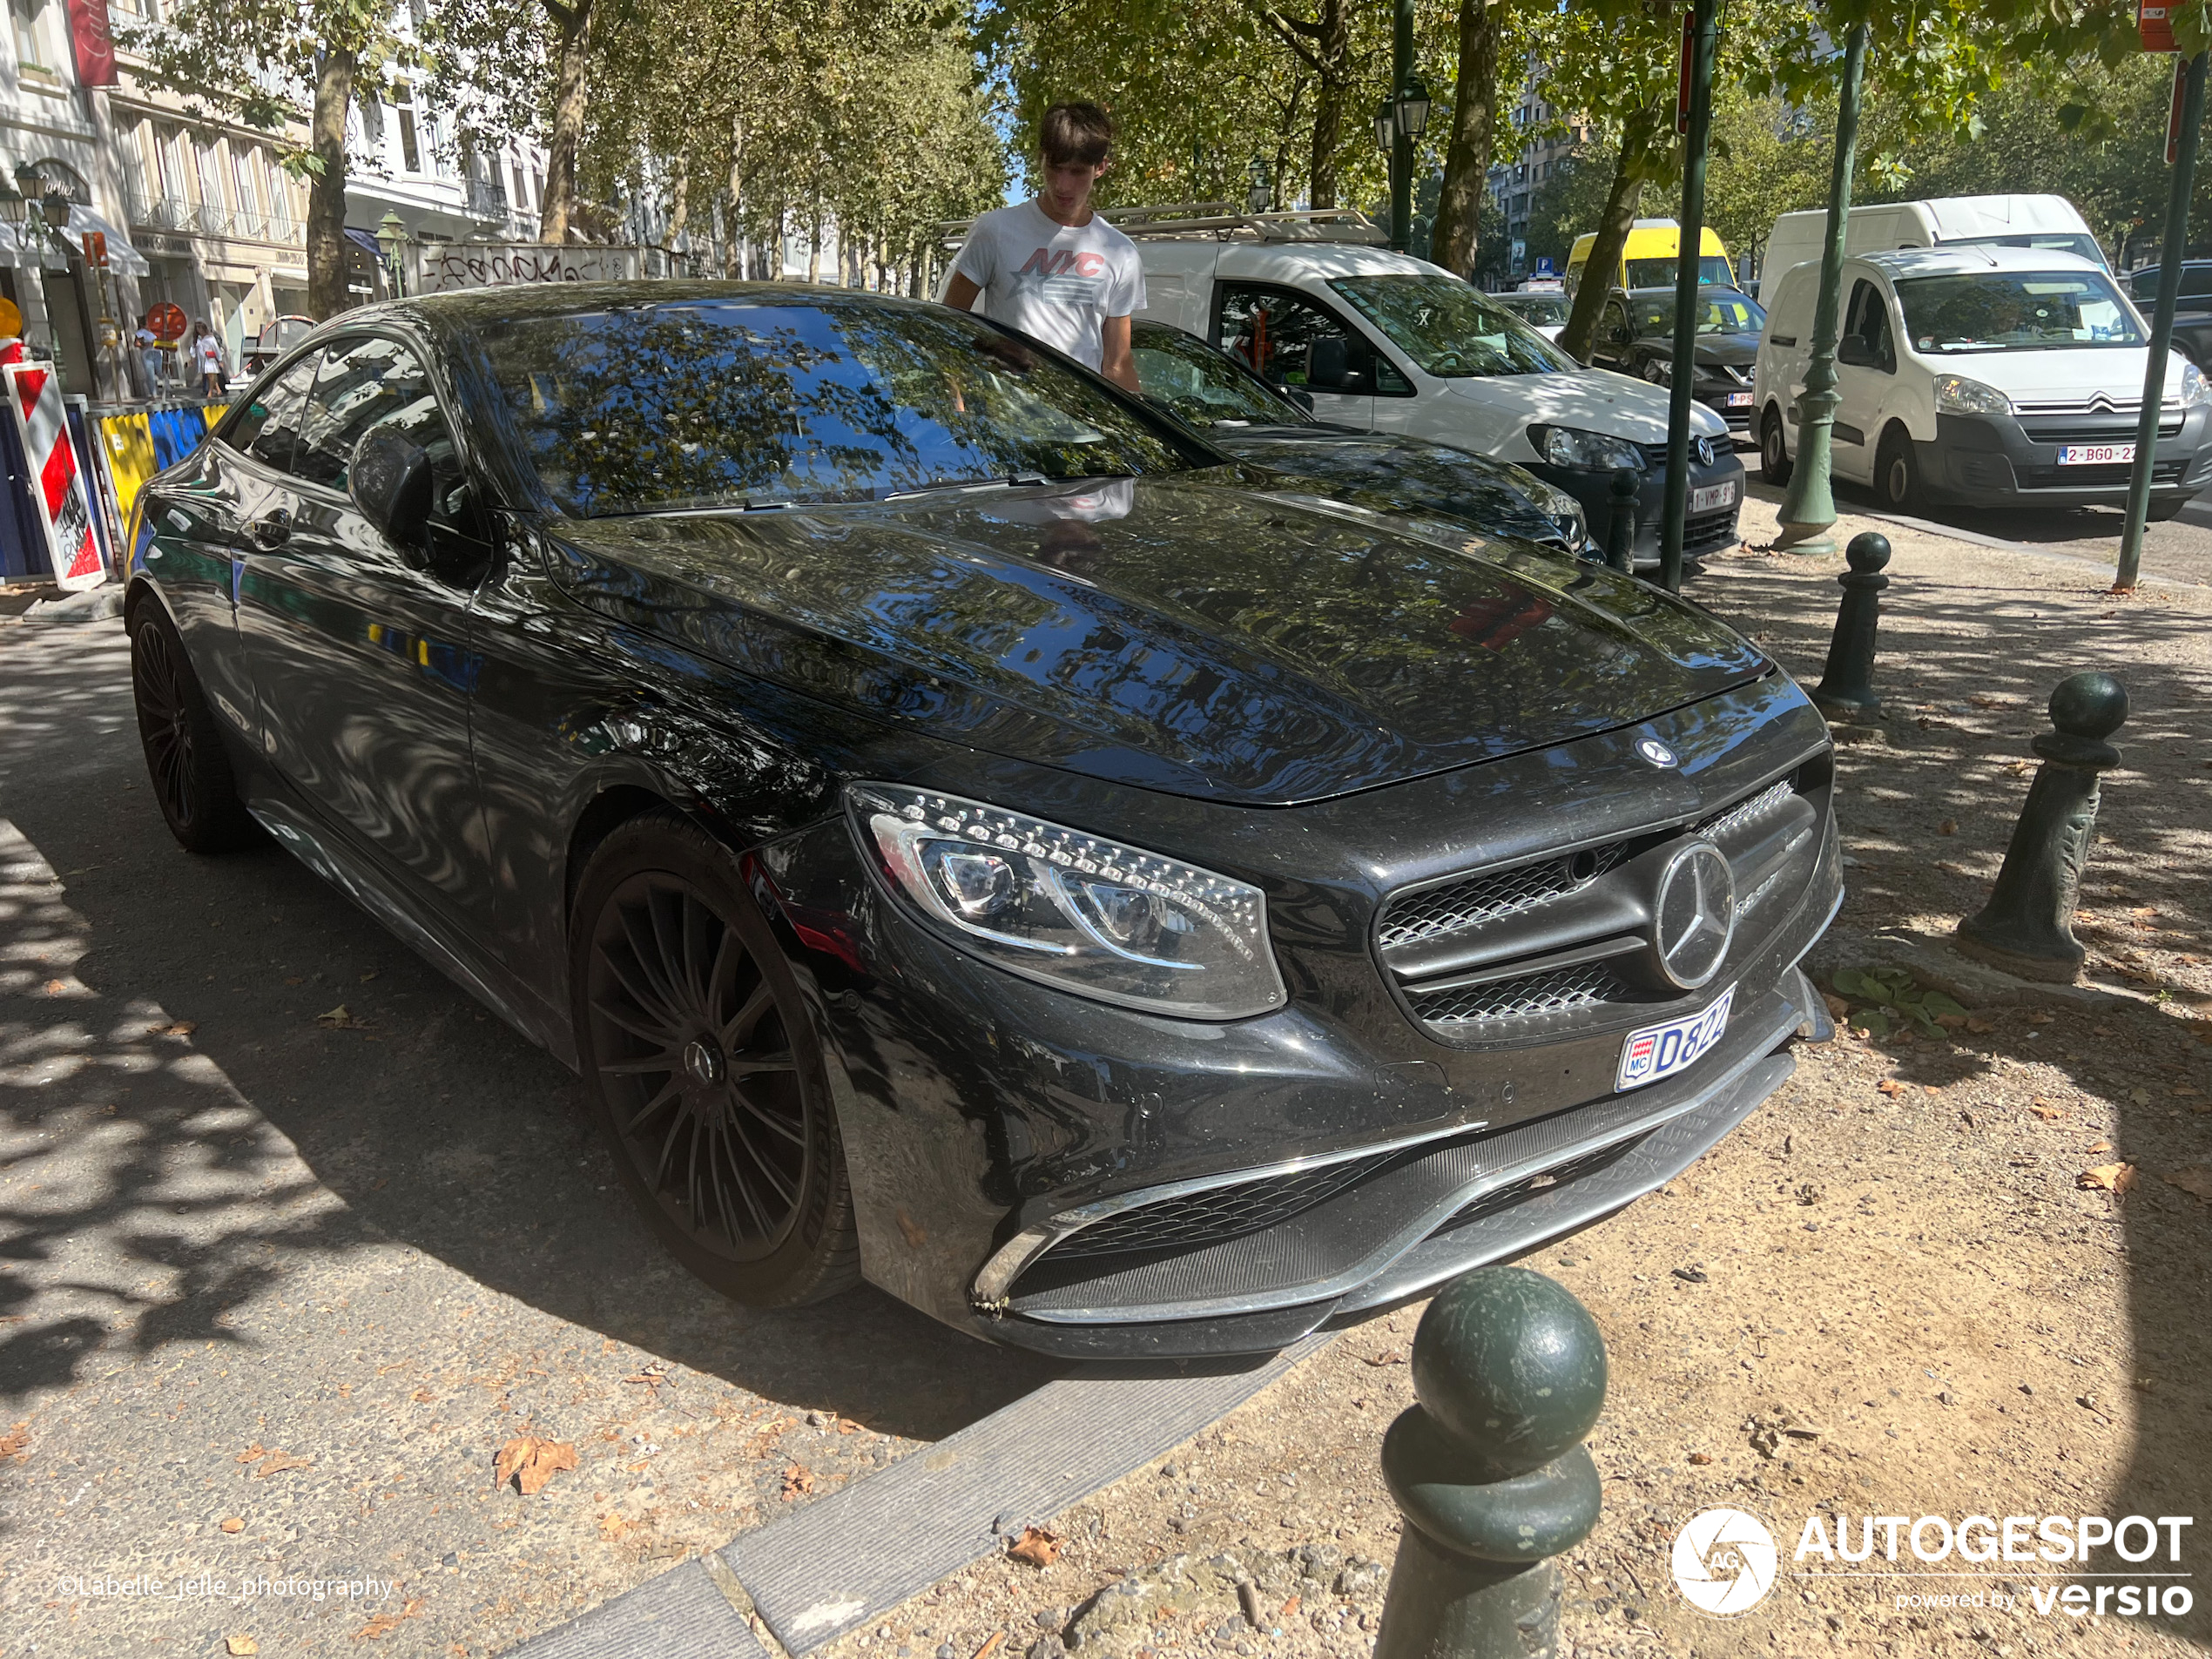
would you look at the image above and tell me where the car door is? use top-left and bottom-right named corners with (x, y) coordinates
top-left (141, 354), bottom-right (318, 741)
top-left (233, 330), bottom-right (497, 934)
top-left (1215, 283), bottom-right (1374, 429)
top-left (1831, 278), bottom-right (1898, 482)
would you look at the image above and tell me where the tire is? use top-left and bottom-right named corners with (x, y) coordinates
top-left (1875, 427), bottom-right (1920, 512)
top-left (1760, 406), bottom-right (1793, 485)
top-left (129, 603), bottom-right (258, 853)
top-left (570, 811), bottom-right (860, 1307)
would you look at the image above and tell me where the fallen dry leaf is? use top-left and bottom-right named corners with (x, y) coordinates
top-left (1688, 1451), bottom-right (1714, 1466)
top-left (1361, 1350), bottom-right (1405, 1367)
top-left (2078, 1163), bottom-right (2138, 1194)
top-left (2030, 1103), bottom-right (2063, 1121)
top-left (494, 1437), bottom-right (577, 1496)
top-left (219, 1516), bottom-right (245, 1534)
top-left (148, 1020), bottom-right (196, 1037)
top-left (353, 1598), bottom-right (425, 1640)
top-left (1966, 693), bottom-right (2012, 710)
top-left (2162, 1167), bottom-right (2212, 1204)
top-left (2087, 1140), bottom-right (2114, 1154)
top-left (972, 1635), bottom-right (1006, 1659)
top-left (780, 1463), bottom-right (814, 1501)
top-left (1876, 1079), bottom-right (1905, 1097)
top-left (2029, 1011), bottom-right (2055, 1026)
top-left (1821, 992), bottom-right (1851, 1021)
top-left (1966, 1017), bottom-right (1995, 1035)
top-left (254, 1452), bottom-right (314, 1479)
top-left (234, 1442), bottom-right (266, 1464)
top-left (226, 1638), bottom-right (258, 1656)
top-left (0, 1422), bottom-right (27, 1460)
top-left (598, 1513), bottom-right (631, 1541)
top-left (411, 1390), bottom-right (433, 1404)
top-left (1937, 819), bottom-right (1958, 836)
top-left (1923, 1084), bottom-right (1943, 1096)
top-left (1008, 1527), bottom-right (1061, 1568)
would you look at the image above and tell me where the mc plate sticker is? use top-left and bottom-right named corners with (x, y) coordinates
top-left (1617, 985), bottom-right (1734, 1092)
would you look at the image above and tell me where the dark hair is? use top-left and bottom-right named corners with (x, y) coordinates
top-left (1039, 102), bottom-right (1115, 168)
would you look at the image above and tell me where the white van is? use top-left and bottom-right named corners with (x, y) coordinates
top-left (1755, 196), bottom-right (2104, 302)
top-left (1752, 245), bottom-right (2212, 516)
top-left (1105, 211), bottom-right (1742, 568)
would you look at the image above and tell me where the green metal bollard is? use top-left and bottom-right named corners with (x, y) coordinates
top-left (1955, 673), bottom-right (2128, 983)
top-left (1374, 1266), bottom-right (1607, 1659)
top-left (1603, 469), bottom-right (1638, 575)
top-left (1810, 531), bottom-right (1891, 721)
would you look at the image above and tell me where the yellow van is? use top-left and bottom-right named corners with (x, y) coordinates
top-left (1565, 219), bottom-right (1733, 296)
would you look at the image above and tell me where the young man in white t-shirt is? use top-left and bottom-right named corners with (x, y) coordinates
top-left (942, 102), bottom-right (1145, 393)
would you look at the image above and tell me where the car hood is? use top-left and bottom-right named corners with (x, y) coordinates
top-left (1922, 345), bottom-right (2191, 404)
top-left (1650, 333), bottom-right (1761, 369)
top-left (1447, 370), bottom-right (1729, 443)
top-left (543, 475), bottom-right (1769, 806)
top-left (1197, 427), bottom-right (1571, 545)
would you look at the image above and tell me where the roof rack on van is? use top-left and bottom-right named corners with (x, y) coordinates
top-left (931, 201), bottom-right (1388, 250)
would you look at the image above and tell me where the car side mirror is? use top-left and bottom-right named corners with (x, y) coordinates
top-left (1285, 385), bottom-right (1316, 414)
top-left (1836, 335), bottom-right (1876, 368)
top-left (351, 428), bottom-right (435, 556)
top-left (1308, 336), bottom-right (1368, 391)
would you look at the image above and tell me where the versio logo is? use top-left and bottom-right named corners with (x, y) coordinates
top-left (1673, 1507), bottom-right (1780, 1615)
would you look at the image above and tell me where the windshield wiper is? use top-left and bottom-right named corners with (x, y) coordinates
top-left (882, 473), bottom-right (1050, 501)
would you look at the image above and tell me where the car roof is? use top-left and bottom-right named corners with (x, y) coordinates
top-left (1852, 246), bottom-right (2109, 280)
top-left (1213, 239), bottom-right (1459, 286)
top-left (1616, 284), bottom-right (1757, 300)
top-left (385, 279), bottom-right (949, 335)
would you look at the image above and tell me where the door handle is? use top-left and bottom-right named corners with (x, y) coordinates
top-left (247, 509), bottom-right (291, 549)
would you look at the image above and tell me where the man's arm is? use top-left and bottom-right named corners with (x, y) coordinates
top-left (943, 273), bottom-right (981, 312)
top-left (1099, 314), bottom-right (1139, 393)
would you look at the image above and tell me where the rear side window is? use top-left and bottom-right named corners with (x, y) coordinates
top-left (1217, 286), bottom-right (1359, 388)
top-left (225, 356), bottom-right (319, 475)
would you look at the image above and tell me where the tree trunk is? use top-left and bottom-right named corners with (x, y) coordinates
top-left (1308, 0), bottom-right (1351, 209)
top-left (806, 206), bottom-right (820, 283)
top-left (1559, 111), bottom-right (1662, 361)
top-left (725, 112), bottom-right (745, 275)
top-left (539, 0), bottom-right (595, 244)
top-left (1428, 0), bottom-right (1500, 276)
top-left (306, 45), bottom-right (355, 320)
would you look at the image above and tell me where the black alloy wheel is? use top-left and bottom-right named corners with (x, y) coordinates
top-left (1875, 427), bottom-right (1919, 511)
top-left (571, 813), bottom-right (858, 1306)
top-left (130, 606), bottom-right (256, 853)
top-left (1759, 407), bottom-right (1793, 485)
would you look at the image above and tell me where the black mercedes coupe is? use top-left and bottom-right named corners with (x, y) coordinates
top-left (125, 283), bottom-right (1840, 1358)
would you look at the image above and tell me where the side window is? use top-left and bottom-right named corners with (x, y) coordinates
top-left (224, 354), bottom-right (320, 475)
top-left (1217, 286), bottom-right (1359, 389)
top-left (1844, 280), bottom-right (1895, 372)
top-left (295, 334), bottom-right (463, 512)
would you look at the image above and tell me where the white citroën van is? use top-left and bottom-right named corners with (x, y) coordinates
top-left (1753, 245), bottom-right (2212, 516)
top-left (944, 206), bottom-right (1743, 570)
top-left (1755, 195), bottom-right (2105, 302)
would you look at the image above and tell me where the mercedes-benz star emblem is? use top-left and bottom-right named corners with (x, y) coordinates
top-left (1649, 840), bottom-right (1737, 990)
top-left (1635, 737), bottom-right (1679, 768)
top-left (1694, 435), bottom-right (1715, 468)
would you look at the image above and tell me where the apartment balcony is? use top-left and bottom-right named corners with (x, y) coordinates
top-left (125, 190), bottom-right (307, 249)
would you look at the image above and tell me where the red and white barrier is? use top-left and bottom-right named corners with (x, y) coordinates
top-left (5, 361), bottom-right (103, 590)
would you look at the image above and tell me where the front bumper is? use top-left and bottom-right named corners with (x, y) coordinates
top-left (1532, 451), bottom-right (1747, 572)
top-left (755, 674), bottom-right (1839, 1357)
top-left (1918, 407), bottom-right (2212, 507)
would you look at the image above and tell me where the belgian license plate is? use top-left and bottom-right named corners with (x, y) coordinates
top-left (2058, 442), bottom-right (2132, 465)
top-left (1689, 479), bottom-right (1738, 513)
top-left (1616, 987), bottom-right (1734, 1092)
top-left (1725, 391), bottom-right (1753, 408)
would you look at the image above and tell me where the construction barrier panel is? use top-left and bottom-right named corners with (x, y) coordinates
top-left (6, 361), bottom-right (104, 590)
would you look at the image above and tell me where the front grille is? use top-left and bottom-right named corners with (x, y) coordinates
top-left (1378, 843), bottom-right (1627, 949)
top-left (1439, 1138), bottom-right (1646, 1229)
top-left (1413, 960), bottom-right (1619, 1026)
top-left (2016, 460), bottom-right (2187, 489)
top-left (1374, 763), bottom-right (1825, 1048)
top-left (2018, 418), bottom-right (2182, 444)
top-left (1049, 1152), bottom-right (1394, 1261)
top-left (1684, 506), bottom-right (1739, 552)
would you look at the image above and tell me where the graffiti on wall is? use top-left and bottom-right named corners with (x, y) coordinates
top-left (406, 244), bottom-right (644, 294)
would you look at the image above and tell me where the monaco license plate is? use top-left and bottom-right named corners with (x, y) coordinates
top-left (1616, 987), bottom-right (1735, 1093)
top-left (1689, 479), bottom-right (1738, 514)
top-left (2058, 442), bottom-right (2133, 466)
top-left (1724, 391), bottom-right (1754, 408)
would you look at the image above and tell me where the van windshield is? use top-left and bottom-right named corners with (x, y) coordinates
top-left (1943, 233), bottom-right (2107, 268)
top-left (1893, 270), bottom-right (2141, 353)
top-left (1328, 275), bottom-right (1576, 376)
top-left (1625, 255), bottom-right (1735, 288)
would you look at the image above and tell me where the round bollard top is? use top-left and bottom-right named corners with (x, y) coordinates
top-left (1844, 531), bottom-right (1892, 573)
top-left (2049, 671), bottom-right (2128, 740)
top-left (1608, 466), bottom-right (1639, 500)
top-left (1410, 1266), bottom-right (1608, 1481)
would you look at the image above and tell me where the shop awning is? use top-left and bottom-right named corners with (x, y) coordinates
top-left (57, 206), bottom-right (151, 276)
top-left (0, 221), bottom-right (71, 272)
top-left (344, 227), bottom-right (383, 258)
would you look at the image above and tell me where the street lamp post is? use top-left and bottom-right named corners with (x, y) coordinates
top-left (1773, 23), bottom-right (1871, 555)
top-left (1658, 0), bottom-right (1719, 593)
top-left (2115, 51), bottom-right (2207, 593)
top-left (375, 209), bottom-right (408, 300)
top-left (1246, 153), bottom-right (1271, 216)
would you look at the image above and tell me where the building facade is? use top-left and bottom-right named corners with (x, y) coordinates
top-left (1487, 65), bottom-right (1587, 280)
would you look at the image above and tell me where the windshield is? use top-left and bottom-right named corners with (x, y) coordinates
top-left (1893, 270), bottom-right (2142, 354)
top-left (1500, 294), bottom-right (1568, 327)
top-left (1946, 233), bottom-right (2107, 268)
top-left (1328, 274), bottom-right (1576, 376)
top-left (470, 299), bottom-right (1196, 516)
top-left (1624, 254), bottom-right (1735, 289)
top-left (1130, 327), bottom-right (1309, 427)
top-left (1630, 290), bottom-right (1766, 337)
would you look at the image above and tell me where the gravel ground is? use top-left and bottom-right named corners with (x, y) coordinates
top-left (799, 502), bottom-right (2212, 1659)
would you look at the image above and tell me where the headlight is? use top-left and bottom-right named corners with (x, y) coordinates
top-left (1527, 423), bottom-right (1648, 471)
top-left (2182, 361), bottom-right (2211, 408)
top-left (848, 784), bottom-right (1287, 1019)
top-left (1933, 374), bottom-right (2012, 416)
